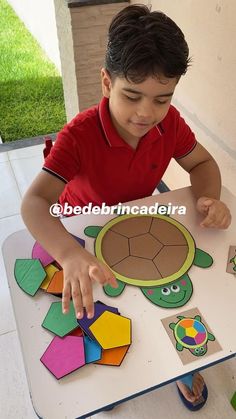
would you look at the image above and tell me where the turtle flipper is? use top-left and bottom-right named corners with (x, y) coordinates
top-left (169, 323), bottom-right (175, 330)
top-left (176, 342), bottom-right (183, 351)
top-left (194, 248), bottom-right (213, 268)
top-left (84, 226), bottom-right (103, 238)
top-left (194, 315), bottom-right (202, 322)
top-left (207, 332), bottom-right (215, 341)
top-left (103, 280), bottom-right (126, 297)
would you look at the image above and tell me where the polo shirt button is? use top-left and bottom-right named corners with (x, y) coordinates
top-left (151, 163), bottom-right (158, 169)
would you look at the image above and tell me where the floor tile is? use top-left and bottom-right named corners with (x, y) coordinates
top-left (10, 154), bottom-right (44, 197)
top-left (0, 151), bottom-right (9, 163)
top-left (0, 161), bottom-right (22, 218)
top-left (0, 331), bottom-right (38, 419)
top-left (8, 144), bottom-right (44, 161)
top-left (0, 215), bottom-right (25, 334)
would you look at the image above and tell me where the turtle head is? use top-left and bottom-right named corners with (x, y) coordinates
top-left (191, 345), bottom-right (207, 356)
top-left (141, 274), bottom-right (193, 308)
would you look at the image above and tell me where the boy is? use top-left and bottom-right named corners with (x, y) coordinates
top-left (21, 4), bottom-right (231, 411)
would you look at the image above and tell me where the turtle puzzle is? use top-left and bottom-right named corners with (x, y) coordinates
top-left (84, 213), bottom-right (213, 308)
top-left (161, 307), bottom-right (222, 365)
top-left (13, 213), bottom-right (215, 376)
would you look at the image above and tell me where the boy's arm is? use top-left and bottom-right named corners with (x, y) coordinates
top-left (21, 171), bottom-right (117, 318)
top-left (176, 142), bottom-right (231, 228)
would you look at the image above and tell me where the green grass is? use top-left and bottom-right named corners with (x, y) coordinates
top-left (0, 0), bottom-right (66, 142)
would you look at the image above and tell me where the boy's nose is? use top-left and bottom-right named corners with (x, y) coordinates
top-left (136, 108), bottom-right (152, 121)
top-left (135, 101), bottom-right (154, 121)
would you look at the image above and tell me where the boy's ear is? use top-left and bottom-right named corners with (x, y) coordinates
top-left (101, 68), bottom-right (112, 97)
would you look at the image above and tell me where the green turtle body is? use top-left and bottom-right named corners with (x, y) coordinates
top-left (84, 214), bottom-right (213, 308)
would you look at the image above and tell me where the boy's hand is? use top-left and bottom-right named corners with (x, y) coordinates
top-left (196, 196), bottom-right (231, 229)
top-left (61, 248), bottom-right (118, 319)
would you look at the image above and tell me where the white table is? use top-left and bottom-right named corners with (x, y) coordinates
top-left (2, 186), bottom-right (236, 419)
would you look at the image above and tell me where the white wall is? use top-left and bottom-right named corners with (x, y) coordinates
top-left (139, 0), bottom-right (236, 197)
top-left (7, 0), bottom-right (61, 73)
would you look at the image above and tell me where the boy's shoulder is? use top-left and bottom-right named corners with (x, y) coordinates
top-left (162, 104), bottom-right (181, 129)
top-left (65, 103), bottom-right (99, 134)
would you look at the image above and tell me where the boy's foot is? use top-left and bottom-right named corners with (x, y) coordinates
top-left (176, 372), bottom-right (208, 411)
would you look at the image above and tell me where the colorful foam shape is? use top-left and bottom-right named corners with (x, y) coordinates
top-left (77, 301), bottom-right (119, 339)
top-left (69, 327), bottom-right (84, 337)
top-left (14, 259), bottom-right (46, 296)
top-left (40, 335), bottom-right (85, 379)
top-left (89, 311), bottom-right (131, 349)
top-left (231, 392), bottom-right (236, 410)
top-left (40, 264), bottom-right (59, 290)
top-left (96, 345), bottom-right (130, 366)
top-left (42, 301), bottom-right (78, 337)
top-left (84, 336), bottom-right (102, 364)
top-left (32, 242), bottom-right (55, 267)
top-left (46, 270), bottom-right (64, 294)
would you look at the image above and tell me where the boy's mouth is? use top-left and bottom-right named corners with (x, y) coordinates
top-left (131, 121), bottom-right (152, 128)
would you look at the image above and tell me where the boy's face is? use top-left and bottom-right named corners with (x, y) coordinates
top-left (101, 69), bottom-right (178, 146)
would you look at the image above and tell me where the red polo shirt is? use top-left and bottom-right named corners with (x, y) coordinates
top-left (43, 97), bottom-right (197, 208)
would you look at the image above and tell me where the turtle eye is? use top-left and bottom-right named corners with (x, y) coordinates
top-left (161, 287), bottom-right (170, 296)
top-left (200, 347), bottom-right (205, 354)
top-left (171, 285), bottom-right (180, 293)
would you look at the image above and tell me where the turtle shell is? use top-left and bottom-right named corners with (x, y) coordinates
top-left (95, 214), bottom-right (195, 287)
top-left (174, 318), bottom-right (208, 348)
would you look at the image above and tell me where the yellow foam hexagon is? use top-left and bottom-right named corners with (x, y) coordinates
top-left (89, 311), bottom-right (131, 350)
top-left (186, 327), bottom-right (198, 338)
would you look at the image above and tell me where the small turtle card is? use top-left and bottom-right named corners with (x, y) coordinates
top-left (226, 246), bottom-right (236, 274)
top-left (161, 307), bottom-right (222, 364)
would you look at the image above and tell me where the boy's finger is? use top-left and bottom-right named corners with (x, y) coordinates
top-left (71, 282), bottom-right (83, 319)
top-left (80, 278), bottom-right (94, 319)
top-left (197, 198), bottom-right (213, 213)
top-left (108, 276), bottom-right (119, 288)
top-left (219, 214), bottom-right (230, 229)
top-left (89, 265), bottom-right (107, 285)
top-left (99, 263), bottom-right (118, 287)
top-left (62, 281), bottom-right (71, 314)
top-left (200, 215), bottom-right (216, 227)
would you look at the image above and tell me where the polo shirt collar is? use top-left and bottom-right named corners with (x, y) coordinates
top-left (98, 96), bottom-right (163, 148)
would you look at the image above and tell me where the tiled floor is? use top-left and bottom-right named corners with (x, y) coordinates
top-left (0, 144), bottom-right (236, 419)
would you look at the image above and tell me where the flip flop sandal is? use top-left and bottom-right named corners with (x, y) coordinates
top-left (177, 378), bottom-right (208, 411)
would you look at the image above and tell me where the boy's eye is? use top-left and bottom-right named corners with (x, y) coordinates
top-left (155, 100), bottom-right (168, 105)
top-left (126, 96), bottom-right (140, 101)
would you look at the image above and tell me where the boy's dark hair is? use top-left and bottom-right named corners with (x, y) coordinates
top-left (105, 4), bottom-right (190, 82)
